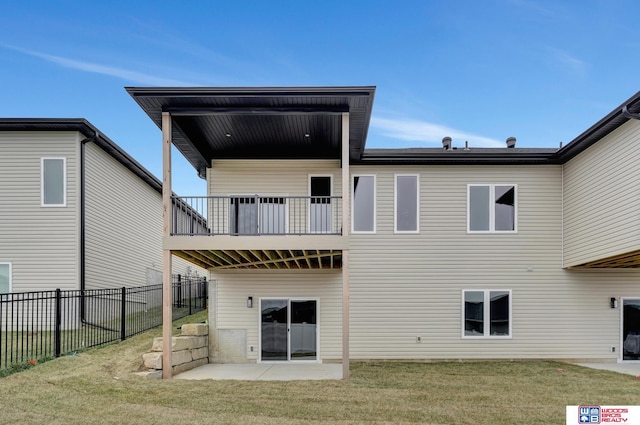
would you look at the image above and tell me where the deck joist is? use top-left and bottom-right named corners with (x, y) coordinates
top-left (174, 249), bottom-right (342, 270)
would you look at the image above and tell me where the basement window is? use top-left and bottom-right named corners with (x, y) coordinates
top-left (462, 290), bottom-right (511, 338)
top-left (0, 263), bottom-right (11, 299)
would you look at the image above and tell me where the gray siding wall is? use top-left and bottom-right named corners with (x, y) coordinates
top-left (208, 160), bottom-right (342, 196)
top-left (84, 142), bottom-right (204, 289)
top-left (207, 160), bottom-right (640, 361)
top-left (563, 120), bottom-right (640, 267)
top-left (349, 164), bottom-right (640, 360)
top-left (211, 270), bottom-right (342, 362)
top-left (0, 131), bottom-right (79, 291)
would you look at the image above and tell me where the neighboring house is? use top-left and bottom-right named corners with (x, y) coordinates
top-left (127, 86), bottom-right (640, 378)
top-left (0, 118), bottom-right (205, 299)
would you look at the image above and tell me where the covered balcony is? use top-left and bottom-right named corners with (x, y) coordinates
top-left (171, 194), bottom-right (344, 269)
top-left (127, 86), bottom-right (376, 379)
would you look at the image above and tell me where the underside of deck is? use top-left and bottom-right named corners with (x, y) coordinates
top-left (568, 249), bottom-right (640, 268)
top-left (174, 249), bottom-right (342, 270)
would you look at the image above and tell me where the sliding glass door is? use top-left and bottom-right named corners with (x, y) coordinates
top-left (260, 298), bottom-right (318, 362)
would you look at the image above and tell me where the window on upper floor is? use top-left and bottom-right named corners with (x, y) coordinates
top-left (352, 175), bottom-right (376, 233)
top-left (0, 263), bottom-right (11, 298)
top-left (395, 174), bottom-right (419, 233)
top-left (309, 176), bottom-right (332, 233)
top-left (468, 184), bottom-right (517, 232)
top-left (463, 289), bottom-right (511, 338)
top-left (41, 158), bottom-right (66, 207)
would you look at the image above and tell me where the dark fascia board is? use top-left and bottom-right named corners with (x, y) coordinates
top-left (553, 90), bottom-right (640, 163)
top-left (357, 148), bottom-right (558, 165)
top-left (125, 86), bottom-right (376, 98)
top-left (0, 118), bottom-right (162, 193)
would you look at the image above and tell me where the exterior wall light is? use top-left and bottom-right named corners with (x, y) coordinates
top-left (610, 297), bottom-right (618, 309)
top-left (247, 296), bottom-right (253, 308)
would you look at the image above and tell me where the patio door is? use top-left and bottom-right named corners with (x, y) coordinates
top-left (230, 196), bottom-right (286, 235)
top-left (622, 298), bottom-right (640, 361)
top-left (260, 298), bottom-right (318, 362)
top-left (309, 176), bottom-right (332, 233)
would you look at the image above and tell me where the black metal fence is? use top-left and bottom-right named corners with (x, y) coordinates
top-left (0, 276), bottom-right (207, 371)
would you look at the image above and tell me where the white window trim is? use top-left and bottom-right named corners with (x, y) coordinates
top-left (394, 174), bottom-right (420, 234)
top-left (351, 174), bottom-right (376, 234)
top-left (0, 262), bottom-right (12, 294)
top-left (461, 289), bottom-right (512, 339)
top-left (467, 184), bottom-right (518, 233)
top-left (308, 175), bottom-right (333, 234)
top-left (41, 157), bottom-right (67, 207)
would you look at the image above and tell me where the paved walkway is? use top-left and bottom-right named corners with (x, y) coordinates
top-left (575, 362), bottom-right (640, 377)
top-left (175, 363), bottom-right (343, 381)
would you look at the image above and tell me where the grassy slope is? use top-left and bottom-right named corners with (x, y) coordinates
top-left (2, 311), bottom-right (638, 425)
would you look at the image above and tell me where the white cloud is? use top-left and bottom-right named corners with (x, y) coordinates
top-left (371, 117), bottom-right (504, 148)
top-left (3, 45), bottom-right (195, 86)
top-left (548, 47), bottom-right (587, 77)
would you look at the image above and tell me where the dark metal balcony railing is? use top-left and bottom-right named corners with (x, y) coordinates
top-left (172, 195), bottom-right (343, 236)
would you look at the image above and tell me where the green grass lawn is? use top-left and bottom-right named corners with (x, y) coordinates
top-left (1, 310), bottom-right (638, 425)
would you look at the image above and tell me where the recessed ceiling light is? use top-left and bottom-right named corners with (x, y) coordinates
top-left (304, 134), bottom-right (310, 138)
top-left (225, 133), bottom-right (232, 138)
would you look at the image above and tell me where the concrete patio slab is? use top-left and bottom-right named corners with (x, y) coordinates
top-left (175, 363), bottom-right (343, 381)
top-left (575, 362), bottom-right (640, 377)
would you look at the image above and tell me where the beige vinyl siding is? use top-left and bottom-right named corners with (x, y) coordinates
top-left (208, 160), bottom-right (342, 196)
top-left (0, 131), bottom-right (79, 291)
top-left (347, 164), bottom-right (640, 360)
top-left (212, 270), bottom-right (342, 361)
top-left (84, 142), bottom-right (205, 289)
top-left (563, 120), bottom-right (640, 267)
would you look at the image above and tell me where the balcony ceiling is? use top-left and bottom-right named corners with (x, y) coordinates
top-left (126, 86), bottom-right (376, 176)
top-left (173, 249), bottom-right (342, 270)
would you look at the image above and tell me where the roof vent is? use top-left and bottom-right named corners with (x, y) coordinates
top-left (442, 136), bottom-right (452, 150)
top-left (464, 141), bottom-right (469, 151)
top-left (506, 137), bottom-right (516, 148)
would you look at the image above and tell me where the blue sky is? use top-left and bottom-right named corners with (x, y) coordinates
top-left (1, 0), bottom-right (639, 195)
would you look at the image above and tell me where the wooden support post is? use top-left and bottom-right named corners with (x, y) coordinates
top-left (162, 112), bottom-right (173, 379)
top-left (341, 112), bottom-right (350, 379)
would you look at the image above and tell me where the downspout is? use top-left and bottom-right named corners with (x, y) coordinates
top-left (79, 133), bottom-right (95, 323)
top-left (79, 132), bottom-right (126, 332)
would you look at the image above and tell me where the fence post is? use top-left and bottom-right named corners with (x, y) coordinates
top-left (54, 288), bottom-right (61, 358)
top-left (120, 287), bottom-right (126, 341)
top-left (188, 278), bottom-right (193, 316)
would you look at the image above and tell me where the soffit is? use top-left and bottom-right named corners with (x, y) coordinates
top-left (126, 86), bottom-right (376, 175)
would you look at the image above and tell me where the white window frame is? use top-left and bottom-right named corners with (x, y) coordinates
top-left (41, 157), bottom-right (67, 207)
top-left (0, 262), bottom-right (12, 297)
top-left (308, 175), bottom-right (333, 234)
top-left (394, 174), bottom-right (420, 234)
top-left (467, 184), bottom-right (517, 233)
top-left (461, 289), bottom-right (512, 339)
top-left (351, 174), bottom-right (376, 234)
